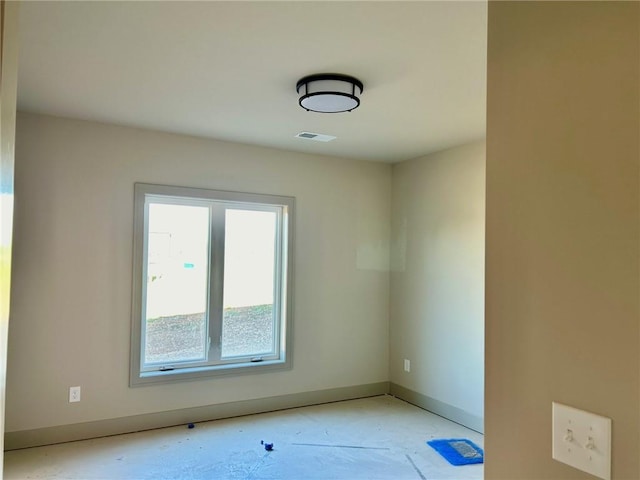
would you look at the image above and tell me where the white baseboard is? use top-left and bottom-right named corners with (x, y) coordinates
top-left (5, 382), bottom-right (389, 450)
top-left (389, 382), bottom-right (484, 433)
top-left (6, 382), bottom-right (482, 450)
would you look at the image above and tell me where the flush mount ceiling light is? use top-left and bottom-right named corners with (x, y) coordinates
top-left (296, 74), bottom-right (364, 113)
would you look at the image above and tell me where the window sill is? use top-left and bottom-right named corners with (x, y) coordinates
top-left (131, 358), bottom-right (291, 387)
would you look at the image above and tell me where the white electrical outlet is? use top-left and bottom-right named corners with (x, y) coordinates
top-left (403, 359), bottom-right (410, 372)
top-left (552, 402), bottom-right (611, 480)
top-left (69, 386), bottom-right (81, 403)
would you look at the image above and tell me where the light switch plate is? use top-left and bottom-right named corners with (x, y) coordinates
top-left (552, 402), bottom-right (611, 480)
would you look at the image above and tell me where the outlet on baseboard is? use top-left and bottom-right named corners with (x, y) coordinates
top-left (69, 386), bottom-right (81, 403)
top-left (403, 359), bottom-right (410, 372)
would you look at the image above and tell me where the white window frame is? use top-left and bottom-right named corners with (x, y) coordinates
top-left (130, 183), bottom-right (294, 386)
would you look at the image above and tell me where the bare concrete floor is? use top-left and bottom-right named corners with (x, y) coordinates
top-left (4, 395), bottom-right (484, 480)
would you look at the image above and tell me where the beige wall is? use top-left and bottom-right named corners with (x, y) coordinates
top-left (390, 142), bottom-right (485, 428)
top-left (7, 113), bottom-right (391, 432)
top-left (486, 2), bottom-right (639, 479)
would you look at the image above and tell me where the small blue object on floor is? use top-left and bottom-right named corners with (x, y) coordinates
top-left (427, 438), bottom-right (484, 466)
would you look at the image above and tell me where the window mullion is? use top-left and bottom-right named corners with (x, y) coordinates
top-left (208, 203), bottom-right (226, 362)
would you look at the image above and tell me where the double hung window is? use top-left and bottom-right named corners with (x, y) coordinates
top-left (130, 183), bottom-right (293, 385)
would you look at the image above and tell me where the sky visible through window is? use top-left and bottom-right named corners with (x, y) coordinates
top-left (146, 205), bottom-right (275, 318)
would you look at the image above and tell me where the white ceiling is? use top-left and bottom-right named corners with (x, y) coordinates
top-left (17, 1), bottom-right (487, 163)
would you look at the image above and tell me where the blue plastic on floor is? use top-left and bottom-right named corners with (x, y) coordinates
top-left (427, 438), bottom-right (484, 466)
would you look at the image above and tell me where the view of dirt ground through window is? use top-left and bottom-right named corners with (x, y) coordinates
top-left (145, 305), bottom-right (274, 363)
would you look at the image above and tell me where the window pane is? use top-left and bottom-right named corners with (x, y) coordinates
top-left (144, 203), bottom-right (210, 365)
top-left (221, 209), bottom-right (276, 358)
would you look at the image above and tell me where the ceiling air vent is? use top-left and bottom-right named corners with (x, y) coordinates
top-left (295, 132), bottom-right (336, 142)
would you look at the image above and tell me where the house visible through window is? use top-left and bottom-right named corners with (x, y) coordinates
top-left (130, 183), bottom-right (294, 386)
